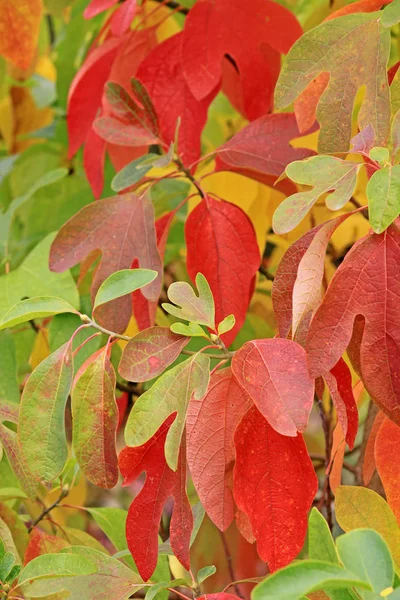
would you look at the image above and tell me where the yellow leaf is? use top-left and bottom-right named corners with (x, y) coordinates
top-left (335, 485), bottom-right (400, 572)
top-left (11, 85), bottom-right (53, 153)
top-left (0, 0), bottom-right (43, 71)
top-left (143, 1), bottom-right (181, 42)
top-left (0, 95), bottom-right (14, 151)
top-left (118, 314), bottom-right (139, 350)
top-left (29, 329), bottom-right (50, 370)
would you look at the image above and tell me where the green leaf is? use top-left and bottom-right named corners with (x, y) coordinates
top-left (125, 353), bottom-right (210, 470)
top-left (273, 156), bottom-right (360, 234)
top-left (145, 579), bottom-right (188, 600)
top-left (19, 552), bottom-right (98, 586)
top-left (0, 331), bottom-right (20, 404)
top-left (0, 552), bottom-right (16, 583)
top-left (369, 146), bottom-right (390, 165)
top-left (217, 314), bottom-right (235, 336)
top-left (170, 322), bottom-right (206, 337)
top-left (308, 508), bottom-right (339, 565)
top-left (112, 154), bottom-right (160, 192)
top-left (0, 487), bottom-right (27, 501)
top-left (366, 165), bottom-right (400, 233)
top-left (197, 565), bottom-right (216, 584)
top-left (252, 560), bottom-right (371, 600)
top-left (87, 508), bottom-right (128, 554)
top-left (275, 13), bottom-right (390, 153)
top-left (0, 296), bottom-right (78, 330)
top-left (0, 234), bottom-right (79, 321)
top-left (381, 0), bottom-right (400, 27)
top-left (93, 269), bottom-right (158, 311)
top-left (0, 517), bottom-right (20, 565)
top-left (162, 273), bottom-right (215, 329)
top-left (18, 341), bottom-right (73, 486)
top-left (158, 502), bottom-right (205, 556)
top-left (336, 529), bottom-right (394, 599)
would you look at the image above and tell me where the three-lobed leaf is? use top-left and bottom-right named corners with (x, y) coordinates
top-left (162, 273), bottom-right (215, 330)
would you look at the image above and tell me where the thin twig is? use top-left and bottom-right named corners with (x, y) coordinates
top-left (315, 395), bottom-right (333, 530)
top-left (150, 0), bottom-right (190, 15)
top-left (258, 265), bottom-right (275, 282)
top-left (219, 532), bottom-right (243, 599)
top-left (29, 487), bottom-right (69, 532)
top-left (80, 316), bottom-right (131, 341)
top-left (174, 158), bottom-right (205, 198)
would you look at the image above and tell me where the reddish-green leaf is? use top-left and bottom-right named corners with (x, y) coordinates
top-left (119, 326), bottom-right (190, 383)
top-left (72, 347), bottom-right (119, 489)
top-left (119, 416), bottom-right (193, 581)
top-left (24, 530), bottom-right (69, 565)
top-left (232, 339), bottom-right (314, 436)
top-left (18, 342), bottom-right (73, 486)
top-left (182, 0), bottom-right (302, 120)
top-left (185, 196), bottom-right (260, 346)
top-left (125, 353), bottom-right (210, 471)
top-left (307, 223), bottom-right (400, 424)
top-left (187, 367), bottom-right (251, 531)
top-left (233, 406), bottom-right (318, 571)
top-left (375, 417), bottom-right (400, 522)
top-left (49, 194), bottom-right (162, 334)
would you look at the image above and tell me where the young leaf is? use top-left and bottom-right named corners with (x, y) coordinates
top-left (336, 529), bottom-right (394, 596)
top-left (335, 486), bottom-right (400, 571)
top-left (232, 339), bottom-right (314, 436)
top-left (273, 157), bottom-right (360, 234)
top-left (324, 359), bottom-right (358, 450)
top-left (72, 346), bottom-right (119, 489)
top-left (185, 196), bottom-right (260, 345)
top-left (182, 0), bottom-right (302, 120)
top-left (187, 367), bottom-right (251, 531)
top-left (275, 13), bottom-right (391, 153)
top-left (0, 297), bottom-right (78, 331)
top-left (307, 223), bottom-right (400, 425)
top-left (170, 322), bottom-right (206, 337)
top-left (366, 165), bottom-right (400, 233)
top-left (50, 193), bottom-right (162, 333)
top-left (125, 353), bottom-right (210, 470)
top-left (119, 417), bottom-right (193, 581)
top-left (234, 406), bottom-right (318, 571)
top-left (93, 269), bottom-right (158, 311)
top-left (217, 315), bottom-right (235, 336)
top-left (112, 154), bottom-right (160, 192)
top-left (252, 561), bottom-right (371, 600)
top-left (197, 566), bottom-right (217, 584)
top-left (308, 508), bottom-right (339, 565)
top-left (163, 273), bottom-right (215, 330)
top-left (18, 341), bottom-right (73, 486)
top-left (375, 417), bottom-right (400, 522)
top-left (0, 0), bottom-right (42, 70)
top-left (119, 326), bottom-right (189, 383)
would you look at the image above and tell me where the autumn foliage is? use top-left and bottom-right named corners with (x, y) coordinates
top-left (1, 0), bottom-right (400, 599)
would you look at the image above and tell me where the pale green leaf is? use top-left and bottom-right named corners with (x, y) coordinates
top-left (273, 156), bottom-right (360, 234)
top-left (197, 565), bottom-right (216, 584)
top-left (162, 273), bottom-right (215, 329)
top-left (308, 508), bottom-right (339, 565)
top-left (0, 331), bottom-right (20, 404)
top-left (19, 552), bottom-right (97, 587)
top-left (275, 13), bottom-right (390, 153)
top-left (112, 154), bottom-right (160, 192)
top-left (170, 322), bottom-right (206, 337)
top-left (369, 146), bottom-right (390, 165)
top-left (217, 314), bottom-right (235, 336)
top-left (93, 269), bottom-right (158, 310)
top-left (366, 165), bottom-right (400, 233)
top-left (125, 353), bottom-right (210, 470)
top-left (381, 0), bottom-right (400, 27)
top-left (252, 561), bottom-right (371, 600)
top-left (0, 487), bottom-right (27, 501)
top-left (87, 508), bottom-right (128, 554)
top-left (0, 296), bottom-right (78, 330)
top-left (18, 342), bottom-right (73, 486)
top-left (145, 579), bottom-right (187, 600)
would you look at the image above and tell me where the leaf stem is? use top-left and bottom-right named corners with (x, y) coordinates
top-left (80, 315), bottom-right (131, 341)
top-left (174, 158), bottom-right (206, 199)
top-left (219, 531), bottom-right (243, 599)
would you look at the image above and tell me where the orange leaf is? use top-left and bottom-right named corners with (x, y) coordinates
top-left (375, 417), bottom-right (400, 524)
top-left (0, 0), bottom-right (43, 71)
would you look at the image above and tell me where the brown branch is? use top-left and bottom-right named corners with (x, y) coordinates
top-left (258, 265), bottom-right (275, 282)
top-left (29, 487), bottom-right (69, 532)
top-left (315, 395), bottom-right (333, 529)
top-left (150, 0), bottom-right (190, 15)
top-left (219, 532), bottom-right (243, 600)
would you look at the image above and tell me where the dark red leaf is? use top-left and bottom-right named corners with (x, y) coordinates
top-left (324, 358), bottom-right (358, 449)
top-left (234, 406), bottom-right (318, 571)
top-left (186, 196), bottom-right (260, 346)
top-left (187, 367), bottom-right (252, 531)
top-left (232, 339), bottom-right (314, 436)
top-left (119, 417), bottom-right (193, 580)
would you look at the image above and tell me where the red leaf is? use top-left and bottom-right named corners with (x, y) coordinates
top-left (307, 223), bottom-right (400, 424)
top-left (375, 417), bottom-right (400, 523)
top-left (137, 33), bottom-right (217, 166)
top-left (49, 193), bottom-right (162, 333)
top-left (84, 0), bottom-right (119, 19)
top-left (233, 406), bottom-right (318, 571)
top-left (199, 596), bottom-right (241, 600)
top-left (24, 530), bottom-right (69, 565)
top-left (363, 409), bottom-right (385, 485)
top-left (119, 326), bottom-right (190, 382)
top-left (110, 0), bottom-right (137, 36)
top-left (231, 339), bottom-right (314, 436)
top-left (94, 116), bottom-right (159, 146)
top-left (182, 0), bottom-right (302, 119)
top-left (186, 196), bottom-right (260, 346)
top-left (119, 417), bottom-right (193, 580)
top-left (324, 359), bottom-right (358, 449)
top-left (215, 113), bottom-right (315, 185)
top-left (116, 392), bottom-right (129, 431)
top-left (67, 36), bottom-right (125, 158)
top-left (83, 128), bottom-right (106, 199)
top-left (187, 367), bottom-right (252, 531)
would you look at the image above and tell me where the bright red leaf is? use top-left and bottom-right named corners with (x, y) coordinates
top-left (324, 359), bottom-right (358, 449)
top-left (234, 406), bottom-right (318, 571)
top-left (231, 339), bottom-right (314, 436)
top-left (119, 416), bottom-right (193, 581)
top-left (186, 196), bottom-right (260, 346)
top-left (49, 193), bottom-right (162, 333)
top-left (182, 0), bottom-right (302, 120)
top-left (307, 223), bottom-right (400, 425)
top-left (187, 367), bottom-right (252, 531)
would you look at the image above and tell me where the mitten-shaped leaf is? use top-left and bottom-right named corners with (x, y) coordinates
top-left (163, 273), bottom-right (215, 330)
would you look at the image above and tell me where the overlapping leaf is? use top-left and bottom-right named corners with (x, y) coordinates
top-left (307, 223), bottom-right (400, 424)
top-left (366, 164), bottom-right (400, 233)
top-left (185, 197), bottom-right (260, 345)
top-left (324, 359), bottom-right (358, 449)
top-left (49, 193), bottom-right (162, 333)
top-left (275, 12), bottom-right (391, 153)
top-left (119, 417), bottom-right (193, 580)
top-left (162, 273), bottom-right (215, 330)
top-left (186, 367), bottom-right (251, 531)
top-left (72, 346), bottom-right (119, 489)
top-left (232, 339), bottom-right (314, 436)
top-left (234, 406), bottom-right (318, 571)
top-left (125, 353), bottom-right (210, 470)
top-left (375, 417), bottom-right (400, 523)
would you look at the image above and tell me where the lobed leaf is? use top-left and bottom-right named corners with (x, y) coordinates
top-left (163, 273), bottom-right (215, 330)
